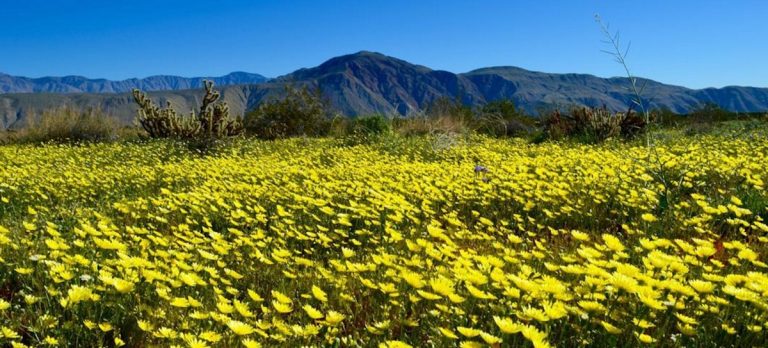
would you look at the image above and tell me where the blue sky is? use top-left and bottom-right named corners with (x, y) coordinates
top-left (1, 0), bottom-right (766, 88)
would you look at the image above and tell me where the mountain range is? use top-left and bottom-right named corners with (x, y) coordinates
top-left (0, 72), bottom-right (268, 94)
top-left (2, 51), bottom-right (767, 129)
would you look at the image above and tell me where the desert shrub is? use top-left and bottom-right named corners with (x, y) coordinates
top-left (394, 97), bottom-right (473, 137)
top-left (335, 114), bottom-right (394, 146)
top-left (349, 114), bottom-right (392, 135)
top-left (650, 106), bottom-right (679, 127)
top-left (397, 98), bottom-right (537, 139)
top-left (327, 115), bottom-right (351, 138)
top-left (473, 99), bottom-right (536, 137)
top-left (688, 102), bottom-right (732, 123)
top-left (679, 103), bottom-right (739, 135)
top-left (245, 85), bottom-right (333, 140)
top-left (542, 106), bottom-right (646, 143)
top-left (0, 130), bottom-right (16, 144)
top-left (393, 113), bottom-right (470, 137)
top-left (541, 109), bottom-right (575, 140)
top-left (619, 110), bottom-right (647, 138)
top-left (132, 80), bottom-right (244, 139)
top-left (683, 121), bottom-right (716, 136)
top-left (392, 115), bottom-right (429, 136)
top-left (426, 96), bottom-right (474, 122)
top-left (579, 107), bottom-right (623, 141)
top-left (651, 104), bottom-right (768, 136)
top-left (13, 106), bottom-right (118, 143)
top-left (653, 104), bottom-right (751, 130)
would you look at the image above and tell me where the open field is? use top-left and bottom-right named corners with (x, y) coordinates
top-left (1, 126), bottom-right (768, 347)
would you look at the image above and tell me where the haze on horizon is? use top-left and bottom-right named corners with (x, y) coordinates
top-left (2, 0), bottom-right (766, 89)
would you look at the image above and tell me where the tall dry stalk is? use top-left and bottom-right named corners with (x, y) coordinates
top-left (595, 14), bottom-right (652, 148)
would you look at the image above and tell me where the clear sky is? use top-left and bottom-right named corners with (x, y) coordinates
top-left (1, 0), bottom-right (766, 89)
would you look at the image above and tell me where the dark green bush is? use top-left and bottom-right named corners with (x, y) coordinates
top-left (245, 85), bottom-right (333, 140)
top-left (349, 114), bottom-right (392, 136)
top-left (334, 114), bottom-right (394, 146)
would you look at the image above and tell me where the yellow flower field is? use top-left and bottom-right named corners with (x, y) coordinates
top-left (1, 129), bottom-right (767, 347)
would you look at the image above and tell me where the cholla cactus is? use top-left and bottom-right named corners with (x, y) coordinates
top-left (196, 80), bottom-right (244, 138)
top-left (132, 80), bottom-right (243, 139)
top-left (585, 107), bottom-right (623, 140)
top-left (132, 91), bottom-right (199, 138)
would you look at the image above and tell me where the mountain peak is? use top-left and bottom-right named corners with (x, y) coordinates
top-left (321, 51), bottom-right (429, 70)
top-left (280, 51), bottom-right (432, 82)
top-left (465, 66), bottom-right (528, 74)
top-left (349, 50), bottom-right (387, 57)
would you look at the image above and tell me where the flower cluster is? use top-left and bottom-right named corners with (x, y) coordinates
top-left (0, 128), bottom-right (767, 347)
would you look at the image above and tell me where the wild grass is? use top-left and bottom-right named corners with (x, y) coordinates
top-left (4, 107), bottom-right (119, 144)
